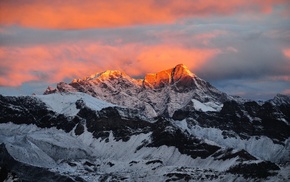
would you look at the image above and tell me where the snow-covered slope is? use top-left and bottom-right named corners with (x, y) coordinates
top-left (44, 64), bottom-right (229, 117)
top-left (1, 93), bottom-right (289, 181)
top-left (1, 122), bottom-right (287, 182)
top-left (178, 122), bottom-right (290, 163)
top-left (35, 92), bottom-right (115, 116)
top-left (191, 99), bottom-right (222, 112)
top-left (269, 94), bottom-right (290, 106)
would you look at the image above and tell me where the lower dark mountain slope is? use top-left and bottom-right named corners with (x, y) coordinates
top-left (0, 93), bottom-right (289, 181)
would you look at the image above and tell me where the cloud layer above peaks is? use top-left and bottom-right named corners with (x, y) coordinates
top-left (0, 0), bottom-right (290, 99)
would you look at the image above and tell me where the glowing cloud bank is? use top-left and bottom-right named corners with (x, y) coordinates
top-left (0, 0), bottom-right (289, 99)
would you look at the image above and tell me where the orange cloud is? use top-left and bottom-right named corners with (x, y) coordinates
top-left (136, 45), bottom-right (219, 74)
top-left (0, 43), bottom-right (219, 86)
top-left (283, 49), bottom-right (290, 59)
top-left (282, 89), bottom-right (290, 95)
top-left (0, 0), bottom-right (288, 29)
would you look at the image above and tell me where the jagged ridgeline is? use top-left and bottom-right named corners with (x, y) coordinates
top-left (44, 64), bottom-right (228, 118)
top-left (1, 64), bottom-right (289, 181)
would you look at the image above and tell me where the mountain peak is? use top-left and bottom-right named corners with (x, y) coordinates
top-left (173, 64), bottom-right (195, 77)
top-left (174, 63), bottom-right (189, 71)
top-left (143, 64), bottom-right (196, 89)
top-left (98, 70), bottom-right (128, 80)
top-left (72, 70), bottom-right (128, 83)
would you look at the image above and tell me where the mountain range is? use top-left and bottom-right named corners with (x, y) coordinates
top-left (0, 64), bottom-right (289, 181)
top-left (44, 64), bottom-right (229, 118)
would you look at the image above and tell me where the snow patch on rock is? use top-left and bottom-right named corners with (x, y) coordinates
top-left (192, 99), bottom-right (222, 112)
top-left (35, 92), bottom-right (115, 116)
top-left (187, 124), bottom-right (290, 163)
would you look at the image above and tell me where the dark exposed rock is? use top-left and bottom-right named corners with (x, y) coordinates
top-left (212, 149), bottom-right (257, 161)
top-left (149, 119), bottom-right (220, 159)
top-left (0, 166), bottom-right (8, 182)
top-left (83, 161), bottom-right (95, 167)
top-left (78, 106), bottom-right (152, 141)
top-left (129, 161), bottom-right (139, 165)
top-left (165, 173), bottom-right (192, 182)
top-left (74, 123), bottom-right (85, 135)
top-left (107, 162), bottom-right (115, 167)
top-left (227, 161), bottom-right (280, 179)
top-left (172, 110), bottom-right (190, 120)
top-left (145, 160), bottom-right (163, 165)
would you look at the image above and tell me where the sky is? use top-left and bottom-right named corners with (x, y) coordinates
top-left (0, 0), bottom-right (290, 100)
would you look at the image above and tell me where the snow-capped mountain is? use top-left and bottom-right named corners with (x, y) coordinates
top-left (1, 64), bottom-right (290, 181)
top-left (270, 94), bottom-right (290, 106)
top-left (44, 64), bottom-right (229, 118)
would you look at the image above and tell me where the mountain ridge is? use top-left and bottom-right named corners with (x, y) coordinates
top-left (68, 64), bottom-right (195, 89)
top-left (44, 64), bottom-right (229, 118)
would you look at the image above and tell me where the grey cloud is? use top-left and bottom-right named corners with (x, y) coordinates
top-left (0, 26), bottom-right (162, 47)
top-left (0, 67), bottom-right (10, 76)
top-left (30, 71), bottom-right (50, 81)
top-left (1, 13), bottom-right (289, 99)
top-left (0, 81), bottom-right (51, 96)
top-left (211, 78), bottom-right (290, 100)
top-left (196, 29), bottom-right (290, 81)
